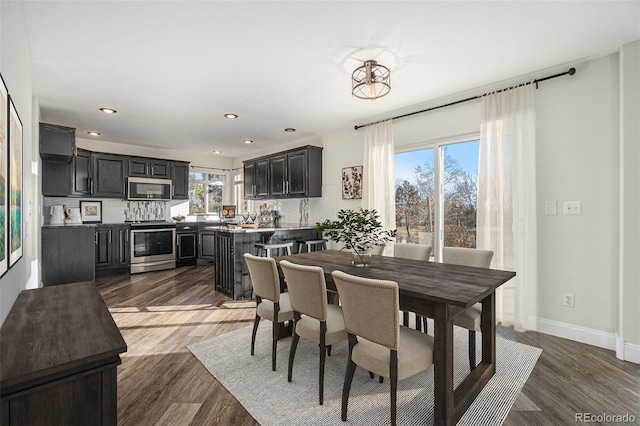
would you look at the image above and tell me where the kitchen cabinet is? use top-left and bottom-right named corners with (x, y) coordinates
top-left (41, 160), bottom-right (72, 196)
top-left (95, 224), bottom-right (130, 275)
top-left (199, 230), bottom-right (216, 261)
top-left (243, 158), bottom-right (269, 199)
top-left (128, 158), bottom-right (171, 179)
top-left (39, 122), bottom-right (75, 162)
top-left (41, 226), bottom-right (95, 286)
top-left (171, 161), bottom-right (190, 200)
top-left (176, 223), bottom-right (197, 266)
top-left (72, 148), bottom-right (92, 196)
top-left (92, 154), bottom-right (127, 198)
top-left (243, 145), bottom-right (322, 199)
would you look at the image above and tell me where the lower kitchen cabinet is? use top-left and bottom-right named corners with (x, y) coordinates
top-left (176, 223), bottom-right (197, 266)
top-left (41, 226), bottom-right (96, 286)
top-left (95, 225), bottom-right (130, 275)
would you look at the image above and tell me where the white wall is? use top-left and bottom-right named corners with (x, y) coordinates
top-left (309, 53), bottom-right (637, 356)
top-left (0, 2), bottom-right (40, 324)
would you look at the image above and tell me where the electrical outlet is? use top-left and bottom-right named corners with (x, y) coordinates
top-left (563, 293), bottom-right (575, 307)
top-left (563, 201), bottom-right (582, 215)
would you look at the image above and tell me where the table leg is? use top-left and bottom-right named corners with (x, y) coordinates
top-left (433, 303), bottom-right (454, 426)
top-left (481, 292), bottom-right (496, 373)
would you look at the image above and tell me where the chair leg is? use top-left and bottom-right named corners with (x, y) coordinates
top-left (251, 314), bottom-right (261, 355)
top-left (272, 304), bottom-right (280, 371)
top-left (288, 332), bottom-right (300, 382)
top-left (469, 330), bottom-right (476, 371)
top-left (369, 371), bottom-right (375, 379)
top-left (422, 316), bottom-right (428, 334)
top-left (319, 322), bottom-right (327, 405)
top-left (327, 345), bottom-right (332, 356)
top-left (402, 311), bottom-right (409, 327)
top-left (342, 334), bottom-right (358, 422)
top-left (415, 314), bottom-right (422, 331)
top-left (390, 350), bottom-right (398, 426)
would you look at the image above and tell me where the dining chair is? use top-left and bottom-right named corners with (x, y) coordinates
top-left (331, 270), bottom-right (434, 426)
top-left (442, 247), bottom-right (494, 371)
top-left (393, 243), bottom-right (433, 333)
top-left (244, 253), bottom-right (294, 371)
top-left (279, 260), bottom-right (347, 405)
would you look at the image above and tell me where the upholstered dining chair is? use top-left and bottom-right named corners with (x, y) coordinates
top-left (331, 270), bottom-right (434, 426)
top-left (393, 243), bottom-right (433, 333)
top-left (442, 247), bottom-right (494, 371)
top-left (279, 260), bottom-right (347, 405)
top-left (244, 253), bottom-right (294, 371)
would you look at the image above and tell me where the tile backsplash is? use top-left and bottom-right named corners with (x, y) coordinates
top-left (124, 201), bottom-right (166, 222)
top-left (43, 197), bottom-right (174, 224)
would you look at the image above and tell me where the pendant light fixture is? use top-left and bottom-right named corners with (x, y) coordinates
top-left (351, 60), bottom-right (391, 100)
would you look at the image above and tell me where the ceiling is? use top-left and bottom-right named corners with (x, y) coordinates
top-left (21, 1), bottom-right (640, 159)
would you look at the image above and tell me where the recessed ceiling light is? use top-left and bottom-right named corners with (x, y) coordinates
top-left (224, 113), bottom-right (238, 119)
top-left (213, 150), bottom-right (222, 154)
top-left (99, 107), bottom-right (117, 114)
top-left (243, 139), bottom-right (253, 144)
top-left (87, 131), bottom-right (101, 136)
top-left (284, 128), bottom-right (296, 132)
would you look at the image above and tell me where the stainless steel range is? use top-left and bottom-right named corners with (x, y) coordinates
top-left (129, 222), bottom-right (176, 273)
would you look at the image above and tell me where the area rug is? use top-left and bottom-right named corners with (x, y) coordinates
top-left (188, 322), bottom-right (541, 425)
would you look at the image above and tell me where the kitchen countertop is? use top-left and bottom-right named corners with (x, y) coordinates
top-left (203, 224), bottom-right (318, 233)
top-left (42, 224), bottom-right (98, 228)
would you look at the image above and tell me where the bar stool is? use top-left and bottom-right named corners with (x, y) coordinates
top-left (255, 242), bottom-right (293, 257)
top-left (296, 239), bottom-right (328, 253)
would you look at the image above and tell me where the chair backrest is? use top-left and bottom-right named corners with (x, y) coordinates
top-left (244, 253), bottom-right (281, 302)
top-left (279, 260), bottom-right (328, 321)
top-left (331, 270), bottom-right (399, 350)
top-left (442, 247), bottom-right (493, 268)
top-left (393, 243), bottom-right (432, 261)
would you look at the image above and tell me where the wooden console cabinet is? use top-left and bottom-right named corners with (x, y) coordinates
top-left (0, 283), bottom-right (127, 426)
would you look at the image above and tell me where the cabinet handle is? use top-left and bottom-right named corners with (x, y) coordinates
top-left (150, 166), bottom-right (154, 176)
top-left (95, 233), bottom-right (98, 245)
top-left (90, 178), bottom-right (93, 194)
top-left (109, 230), bottom-right (112, 243)
top-left (125, 231), bottom-right (129, 242)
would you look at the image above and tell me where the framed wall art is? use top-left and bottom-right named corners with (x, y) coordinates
top-left (80, 200), bottom-right (102, 223)
top-left (8, 95), bottom-right (22, 267)
top-left (342, 165), bottom-right (363, 200)
top-left (0, 74), bottom-right (8, 276)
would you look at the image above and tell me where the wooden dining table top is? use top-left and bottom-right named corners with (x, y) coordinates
top-left (274, 250), bottom-right (516, 309)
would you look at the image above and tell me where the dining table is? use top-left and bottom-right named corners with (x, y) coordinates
top-left (274, 249), bottom-right (516, 426)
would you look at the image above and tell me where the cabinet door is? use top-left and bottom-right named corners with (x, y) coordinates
top-left (128, 158), bottom-right (149, 177)
top-left (95, 226), bottom-right (114, 269)
top-left (72, 149), bottom-right (91, 197)
top-left (269, 155), bottom-right (287, 197)
top-left (39, 122), bottom-right (76, 160)
top-left (42, 161), bottom-right (72, 196)
top-left (150, 160), bottom-right (171, 178)
top-left (171, 162), bottom-right (189, 199)
top-left (114, 226), bottom-right (131, 268)
top-left (255, 159), bottom-right (270, 198)
top-left (177, 233), bottom-right (197, 260)
top-left (200, 232), bottom-right (216, 259)
top-left (287, 150), bottom-right (308, 196)
top-left (244, 162), bottom-right (256, 198)
top-left (92, 154), bottom-right (126, 198)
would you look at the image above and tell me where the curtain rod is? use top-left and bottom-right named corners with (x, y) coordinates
top-left (354, 67), bottom-right (576, 130)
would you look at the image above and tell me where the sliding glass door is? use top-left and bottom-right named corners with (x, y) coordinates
top-left (395, 137), bottom-right (479, 260)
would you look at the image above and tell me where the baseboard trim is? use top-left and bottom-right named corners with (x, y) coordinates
top-left (538, 318), bottom-right (639, 364)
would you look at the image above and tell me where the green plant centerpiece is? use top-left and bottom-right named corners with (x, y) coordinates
top-left (316, 208), bottom-right (396, 267)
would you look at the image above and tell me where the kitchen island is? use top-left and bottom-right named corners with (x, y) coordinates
top-left (207, 224), bottom-right (321, 299)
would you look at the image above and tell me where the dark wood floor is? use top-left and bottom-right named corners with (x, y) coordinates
top-left (95, 266), bottom-right (640, 425)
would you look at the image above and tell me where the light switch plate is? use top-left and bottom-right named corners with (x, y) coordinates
top-left (564, 201), bottom-right (582, 215)
top-left (545, 201), bottom-right (557, 215)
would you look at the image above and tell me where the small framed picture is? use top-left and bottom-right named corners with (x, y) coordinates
top-left (342, 165), bottom-right (363, 199)
top-left (79, 200), bottom-right (102, 223)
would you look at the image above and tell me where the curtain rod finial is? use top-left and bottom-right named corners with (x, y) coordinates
top-left (568, 67), bottom-right (576, 75)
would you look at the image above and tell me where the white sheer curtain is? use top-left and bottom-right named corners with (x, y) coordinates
top-left (477, 84), bottom-right (538, 332)
top-left (363, 120), bottom-right (395, 231)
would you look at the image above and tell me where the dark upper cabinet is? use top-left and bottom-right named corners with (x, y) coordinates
top-left (72, 149), bottom-right (91, 197)
top-left (171, 161), bottom-right (189, 199)
top-left (245, 145), bottom-right (322, 199)
top-left (129, 157), bottom-right (171, 179)
top-left (244, 158), bottom-right (270, 199)
top-left (92, 153), bottom-right (127, 198)
top-left (39, 122), bottom-right (76, 162)
top-left (42, 160), bottom-right (72, 196)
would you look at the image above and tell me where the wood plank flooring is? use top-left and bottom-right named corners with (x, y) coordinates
top-left (95, 266), bottom-right (640, 425)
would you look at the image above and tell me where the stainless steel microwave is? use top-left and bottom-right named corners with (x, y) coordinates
top-left (128, 177), bottom-right (172, 201)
